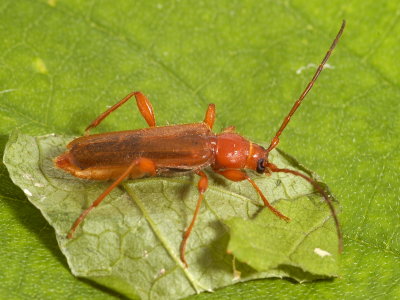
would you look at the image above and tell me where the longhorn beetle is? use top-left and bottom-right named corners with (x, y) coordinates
top-left (55, 21), bottom-right (345, 267)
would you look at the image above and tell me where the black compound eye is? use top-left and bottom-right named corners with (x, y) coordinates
top-left (256, 158), bottom-right (265, 174)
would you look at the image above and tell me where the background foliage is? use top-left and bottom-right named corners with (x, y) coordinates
top-left (0, 0), bottom-right (399, 299)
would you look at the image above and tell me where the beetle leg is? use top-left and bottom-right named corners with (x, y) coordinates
top-left (267, 163), bottom-right (342, 252)
top-left (222, 126), bottom-right (236, 133)
top-left (85, 91), bottom-right (156, 135)
top-left (180, 170), bottom-right (208, 267)
top-left (246, 176), bottom-right (290, 221)
top-left (215, 169), bottom-right (247, 182)
top-left (135, 92), bottom-right (156, 128)
top-left (203, 104), bottom-right (216, 129)
top-left (67, 157), bottom-right (156, 239)
top-left (215, 169), bottom-right (290, 221)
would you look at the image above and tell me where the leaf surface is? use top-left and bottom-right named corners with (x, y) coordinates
top-left (4, 132), bottom-right (339, 299)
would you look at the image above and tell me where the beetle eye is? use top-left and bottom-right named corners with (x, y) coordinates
top-left (256, 158), bottom-right (265, 174)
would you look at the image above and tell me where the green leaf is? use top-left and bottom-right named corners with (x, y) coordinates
top-left (227, 200), bottom-right (338, 277)
top-left (1, 0), bottom-right (399, 299)
top-left (3, 132), bottom-right (339, 299)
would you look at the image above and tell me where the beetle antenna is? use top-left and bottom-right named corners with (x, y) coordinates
top-left (266, 20), bottom-right (346, 154)
top-left (268, 163), bottom-right (343, 253)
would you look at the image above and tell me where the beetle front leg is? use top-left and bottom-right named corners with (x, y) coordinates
top-left (216, 169), bottom-right (290, 221)
top-left (85, 91), bottom-right (156, 135)
top-left (180, 170), bottom-right (208, 267)
top-left (267, 163), bottom-right (342, 252)
top-left (67, 157), bottom-right (156, 239)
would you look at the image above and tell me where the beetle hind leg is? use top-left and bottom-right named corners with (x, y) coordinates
top-left (67, 157), bottom-right (156, 239)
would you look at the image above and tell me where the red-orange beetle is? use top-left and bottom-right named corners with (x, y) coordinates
top-left (56, 21), bottom-right (346, 267)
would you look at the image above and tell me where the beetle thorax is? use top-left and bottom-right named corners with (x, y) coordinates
top-left (212, 132), bottom-right (266, 171)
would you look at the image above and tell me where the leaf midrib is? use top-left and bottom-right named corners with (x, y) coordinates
top-left (123, 182), bottom-right (210, 294)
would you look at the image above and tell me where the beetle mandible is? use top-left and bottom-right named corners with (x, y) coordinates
top-left (55, 21), bottom-right (345, 267)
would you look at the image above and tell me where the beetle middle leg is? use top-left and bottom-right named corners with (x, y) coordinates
top-left (180, 170), bottom-right (208, 267)
top-left (67, 157), bottom-right (156, 239)
top-left (215, 169), bottom-right (290, 221)
top-left (203, 104), bottom-right (216, 129)
top-left (85, 91), bottom-right (156, 135)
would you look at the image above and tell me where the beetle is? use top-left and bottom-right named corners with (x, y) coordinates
top-left (55, 21), bottom-right (345, 267)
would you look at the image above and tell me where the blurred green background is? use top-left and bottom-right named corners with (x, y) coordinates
top-left (0, 0), bottom-right (399, 299)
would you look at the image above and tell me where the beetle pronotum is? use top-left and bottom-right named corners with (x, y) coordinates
top-left (55, 21), bottom-right (345, 267)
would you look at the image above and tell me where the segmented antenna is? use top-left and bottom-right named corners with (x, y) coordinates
top-left (266, 20), bottom-right (346, 154)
